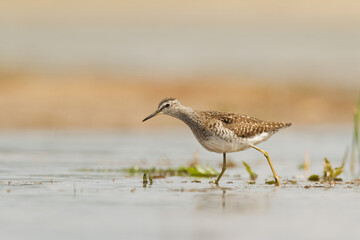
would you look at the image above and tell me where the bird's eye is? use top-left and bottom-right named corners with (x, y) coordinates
top-left (164, 103), bottom-right (170, 108)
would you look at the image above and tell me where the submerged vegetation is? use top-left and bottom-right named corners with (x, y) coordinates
top-left (77, 164), bottom-right (219, 178)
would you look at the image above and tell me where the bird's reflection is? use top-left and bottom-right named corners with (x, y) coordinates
top-left (196, 189), bottom-right (271, 214)
top-left (222, 190), bottom-right (226, 210)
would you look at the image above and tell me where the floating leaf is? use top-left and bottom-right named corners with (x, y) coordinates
top-left (195, 164), bottom-right (207, 175)
top-left (308, 175), bottom-right (320, 181)
top-left (187, 164), bottom-right (218, 177)
top-left (286, 180), bottom-right (298, 184)
top-left (206, 165), bottom-right (218, 175)
top-left (265, 180), bottom-right (275, 185)
top-left (187, 166), bottom-right (202, 177)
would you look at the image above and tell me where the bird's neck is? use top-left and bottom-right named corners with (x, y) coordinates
top-left (171, 106), bottom-right (198, 126)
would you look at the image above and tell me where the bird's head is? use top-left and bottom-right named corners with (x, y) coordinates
top-left (142, 97), bottom-right (181, 122)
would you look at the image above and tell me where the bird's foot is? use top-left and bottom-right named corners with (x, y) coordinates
top-left (274, 176), bottom-right (281, 186)
top-left (209, 179), bottom-right (220, 185)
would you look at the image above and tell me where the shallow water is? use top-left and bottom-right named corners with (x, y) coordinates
top-left (0, 126), bottom-right (360, 240)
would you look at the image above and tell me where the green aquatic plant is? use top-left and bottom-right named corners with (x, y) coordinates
top-left (308, 175), bottom-right (320, 182)
top-left (308, 157), bottom-right (344, 182)
top-left (77, 164), bottom-right (219, 178)
top-left (149, 175), bottom-right (153, 185)
top-left (350, 93), bottom-right (360, 176)
top-left (242, 161), bottom-right (258, 180)
top-left (186, 164), bottom-right (218, 177)
top-left (143, 170), bottom-right (148, 187)
top-left (323, 158), bottom-right (344, 181)
top-left (265, 180), bottom-right (276, 185)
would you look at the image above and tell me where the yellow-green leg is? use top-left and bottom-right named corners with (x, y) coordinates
top-left (251, 145), bottom-right (281, 186)
top-left (215, 153), bottom-right (227, 185)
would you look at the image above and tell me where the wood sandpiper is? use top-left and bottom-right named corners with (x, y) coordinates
top-left (143, 97), bottom-right (291, 186)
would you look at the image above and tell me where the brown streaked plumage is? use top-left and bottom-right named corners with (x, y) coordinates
top-left (198, 111), bottom-right (291, 139)
top-left (143, 98), bottom-right (292, 186)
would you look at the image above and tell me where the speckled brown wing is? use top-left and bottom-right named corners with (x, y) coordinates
top-left (199, 111), bottom-right (291, 138)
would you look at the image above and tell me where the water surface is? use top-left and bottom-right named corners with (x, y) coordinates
top-left (0, 127), bottom-right (359, 240)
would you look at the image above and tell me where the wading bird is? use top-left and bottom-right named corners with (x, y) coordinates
top-left (143, 98), bottom-right (291, 186)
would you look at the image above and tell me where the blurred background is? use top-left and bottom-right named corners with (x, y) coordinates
top-left (0, 0), bottom-right (359, 129)
top-left (1, 3), bottom-right (360, 240)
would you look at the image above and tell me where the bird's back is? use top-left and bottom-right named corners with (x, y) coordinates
top-left (189, 111), bottom-right (291, 153)
top-left (199, 111), bottom-right (291, 138)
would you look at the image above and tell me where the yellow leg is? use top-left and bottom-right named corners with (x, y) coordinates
top-left (215, 153), bottom-right (227, 185)
top-left (251, 145), bottom-right (281, 186)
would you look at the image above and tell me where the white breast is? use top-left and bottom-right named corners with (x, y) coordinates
top-left (197, 132), bottom-right (272, 153)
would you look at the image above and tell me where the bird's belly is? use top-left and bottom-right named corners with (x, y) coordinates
top-left (199, 136), bottom-right (250, 153)
top-left (197, 132), bottom-right (272, 153)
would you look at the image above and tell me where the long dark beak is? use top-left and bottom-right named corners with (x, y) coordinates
top-left (142, 110), bottom-right (160, 122)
